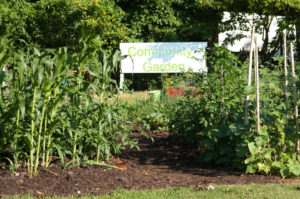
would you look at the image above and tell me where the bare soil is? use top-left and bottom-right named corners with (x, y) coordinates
top-left (1, 130), bottom-right (300, 197)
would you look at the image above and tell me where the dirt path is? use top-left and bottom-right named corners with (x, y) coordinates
top-left (1, 131), bottom-right (300, 197)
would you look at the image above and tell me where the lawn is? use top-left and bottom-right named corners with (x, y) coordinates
top-left (4, 184), bottom-right (300, 199)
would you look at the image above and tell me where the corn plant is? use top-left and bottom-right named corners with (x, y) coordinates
top-left (0, 37), bottom-right (139, 177)
top-left (2, 51), bottom-right (31, 174)
top-left (68, 36), bottom-right (98, 163)
top-left (42, 47), bottom-right (72, 168)
top-left (4, 47), bottom-right (69, 177)
top-left (91, 49), bottom-right (125, 162)
top-left (27, 49), bottom-right (49, 177)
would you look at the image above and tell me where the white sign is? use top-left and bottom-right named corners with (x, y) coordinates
top-left (120, 42), bottom-right (207, 73)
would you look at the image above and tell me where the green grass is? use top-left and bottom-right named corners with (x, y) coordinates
top-left (117, 91), bottom-right (149, 104)
top-left (4, 184), bottom-right (300, 199)
top-left (101, 91), bottom-right (150, 104)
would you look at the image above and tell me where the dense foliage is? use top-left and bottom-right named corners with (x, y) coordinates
top-left (0, 0), bottom-right (298, 55)
top-left (0, 0), bottom-right (299, 91)
top-left (0, 0), bottom-right (127, 51)
top-left (0, 36), bottom-right (138, 177)
top-left (0, 0), bottom-right (299, 179)
top-left (167, 46), bottom-right (300, 178)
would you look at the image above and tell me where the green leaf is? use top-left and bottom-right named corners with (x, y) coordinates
top-left (280, 166), bottom-right (289, 178)
top-left (257, 163), bottom-right (271, 174)
top-left (287, 164), bottom-right (300, 176)
top-left (53, 144), bottom-right (64, 165)
top-left (255, 136), bottom-right (268, 146)
top-left (248, 142), bottom-right (259, 155)
top-left (0, 70), bottom-right (5, 85)
top-left (244, 85), bottom-right (255, 94)
top-left (236, 145), bottom-right (249, 157)
top-left (246, 164), bottom-right (257, 174)
top-left (258, 127), bottom-right (268, 136)
top-left (263, 150), bottom-right (272, 160)
top-left (271, 161), bottom-right (283, 170)
top-left (244, 156), bottom-right (255, 164)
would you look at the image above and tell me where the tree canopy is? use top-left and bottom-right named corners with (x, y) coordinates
top-left (0, 0), bottom-right (299, 57)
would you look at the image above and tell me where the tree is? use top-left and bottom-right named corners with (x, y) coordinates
top-left (220, 0), bottom-right (300, 59)
top-left (197, 0), bottom-right (300, 60)
top-left (0, 1), bottom-right (32, 44)
top-left (116, 0), bottom-right (222, 44)
top-left (0, 0), bottom-right (128, 51)
top-left (116, 0), bottom-right (181, 42)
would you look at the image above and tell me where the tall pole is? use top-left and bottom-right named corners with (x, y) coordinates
top-left (283, 32), bottom-right (289, 126)
top-left (254, 38), bottom-right (260, 133)
top-left (290, 42), bottom-right (299, 152)
top-left (220, 65), bottom-right (225, 124)
top-left (244, 26), bottom-right (255, 125)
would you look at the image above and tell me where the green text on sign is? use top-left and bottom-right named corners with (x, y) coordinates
top-left (120, 42), bottom-right (207, 74)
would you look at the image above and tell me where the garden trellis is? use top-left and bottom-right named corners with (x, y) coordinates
top-left (244, 26), bottom-right (299, 152)
top-left (244, 26), bottom-right (256, 126)
top-left (289, 42), bottom-right (300, 151)
top-left (283, 32), bottom-right (289, 127)
top-left (244, 26), bottom-right (261, 132)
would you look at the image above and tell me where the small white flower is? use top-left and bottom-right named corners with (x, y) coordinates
top-left (207, 185), bottom-right (215, 190)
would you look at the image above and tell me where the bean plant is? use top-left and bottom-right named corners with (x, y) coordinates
top-left (167, 45), bottom-right (300, 178)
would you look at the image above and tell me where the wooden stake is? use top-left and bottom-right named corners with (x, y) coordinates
top-left (220, 65), bottom-right (225, 124)
top-left (290, 42), bottom-right (300, 152)
top-left (283, 32), bottom-right (289, 126)
top-left (254, 38), bottom-right (260, 132)
top-left (244, 26), bottom-right (255, 125)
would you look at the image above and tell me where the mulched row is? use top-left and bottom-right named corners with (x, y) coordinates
top-left (1, 131), bottom-right (299, 197)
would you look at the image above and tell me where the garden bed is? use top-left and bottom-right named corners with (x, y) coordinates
top-left (1, 130), bottom-right (299, 197)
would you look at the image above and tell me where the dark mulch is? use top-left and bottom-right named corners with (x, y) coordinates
top-left (1, 130), bottom-right (299, 197)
